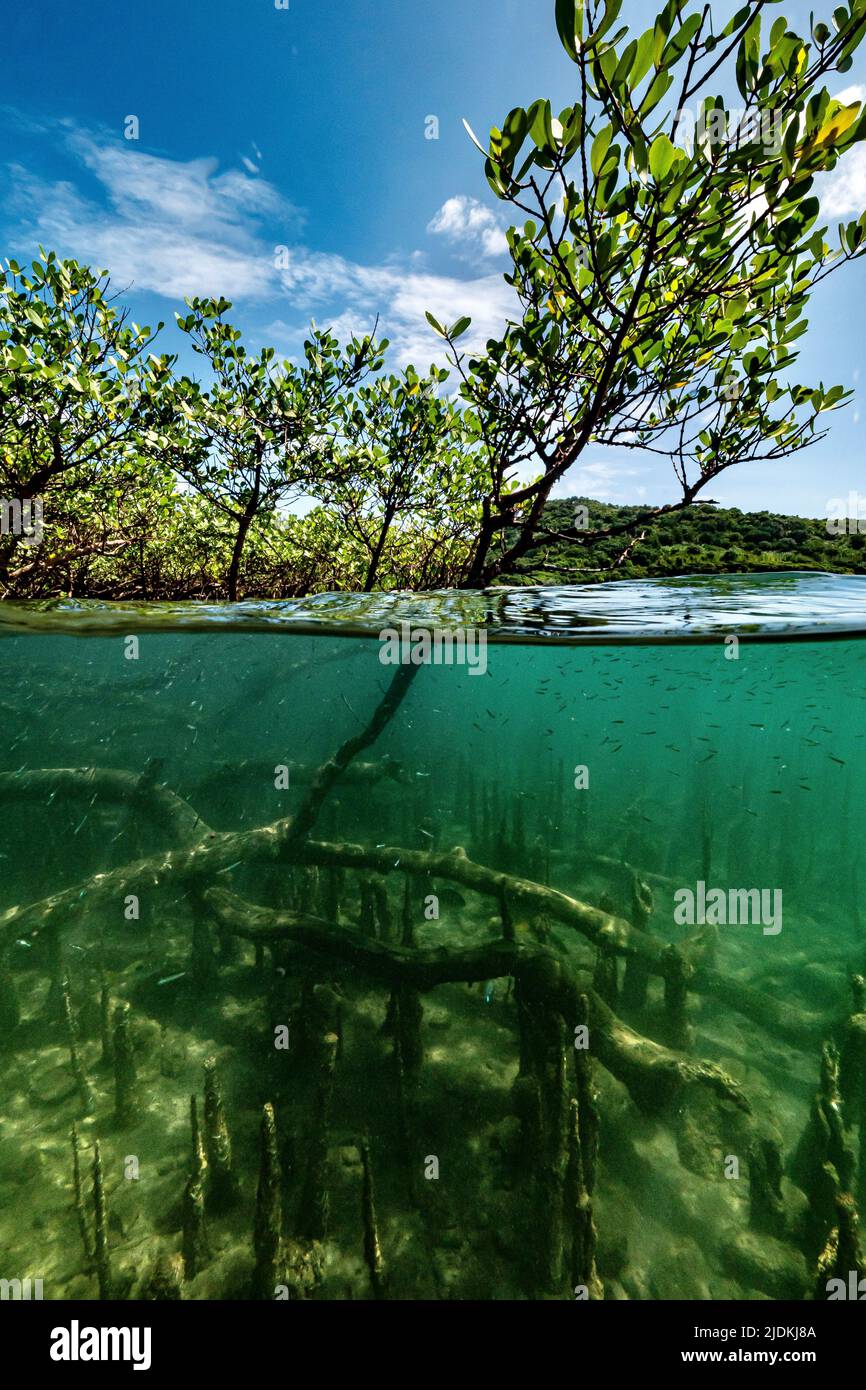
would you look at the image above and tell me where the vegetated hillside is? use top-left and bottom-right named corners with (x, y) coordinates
top-left (507, 499), bottom-right (866, 586)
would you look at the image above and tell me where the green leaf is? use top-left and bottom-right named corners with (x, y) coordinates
top-left (659, 13), bottom-right (702, 70)
top-left (648, 134), bottom-right (676, 181)
top-left (721, 5), bottom-right (753, 41)
top-left (735, 15), bottom-right (762, 101)
top-left (461, 118), bottom-right (488, 155)
top-left (425, 312), bottom-right (447, 337)
top-left (528, 98), bottom-right (554, 149)
top-left (614, 39), bottom-right (637, 87)
top-left (450, 316), bottom-right (472, 340)
top-left (555, 0), bottom-right (585, 62)
top-left (586, 0), bottom-right (623, 52)
top-left (629, 30), bottom-right (656, 87)
top-left (500, 106), bottom-right (530, 164)
top-left (640, 70), bottom-right (674, 117)
top-left (590, 126), bottom-right (613, 176)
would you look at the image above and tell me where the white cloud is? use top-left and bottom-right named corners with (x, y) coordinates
top-left (390, 270), bottom-right (514, 363)
top-left (69, 132), bottom-right (290, 230)
top-left (821, 147), bottom-right (866, 219)
top-left (4, 126), bottom-right (516, 366)
top-left (6, 130), bottom-right (299, 300)
top-left (819, 87), bottom-right (866, 219)
top-left (268, 256), bottom-right (514, 365)
top-left (428, 195), bottom-right (508, 259)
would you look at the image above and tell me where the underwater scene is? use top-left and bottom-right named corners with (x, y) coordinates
top-left (2, 573), bottom-right (866, 1302)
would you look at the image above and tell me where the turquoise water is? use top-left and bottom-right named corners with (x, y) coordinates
top-left (1, 573), bottom-right (865, 1300)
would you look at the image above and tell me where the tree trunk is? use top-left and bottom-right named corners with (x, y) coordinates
top-left (227, 509), bottom-right (254, 602)
top-left (461, 500), bottom-right (496, 589)
top-left (227, 456), bottom-right (263, 602)
top-left (363, 504), bottom-right (396, 592)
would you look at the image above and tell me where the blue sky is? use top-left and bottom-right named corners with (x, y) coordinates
top-left (1, 0), bottom-right (864, 519)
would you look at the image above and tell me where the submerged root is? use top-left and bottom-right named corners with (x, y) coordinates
top-left (206, 888), bottom-right (749, 1131)
top-left (0, 764), bottom-right (812, 1062)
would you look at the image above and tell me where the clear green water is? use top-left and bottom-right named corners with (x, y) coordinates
top-left (1, 573), bottom-right (865, 1301)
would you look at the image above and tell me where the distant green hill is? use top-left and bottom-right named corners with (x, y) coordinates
top-left (506, 499), bottom-right (866, 586)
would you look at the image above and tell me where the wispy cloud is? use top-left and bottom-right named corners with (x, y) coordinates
top-left (3, 123), bottom-right (516, 365)
top-left (552, 460), bottom-right (649, 504)
top-left (5, 128), bottom-right (298, 300)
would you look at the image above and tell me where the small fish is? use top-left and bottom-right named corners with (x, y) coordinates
top-left (157, 972), bottom-right (187, 987)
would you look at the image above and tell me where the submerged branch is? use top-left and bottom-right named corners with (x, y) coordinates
top-left (0, 765), bottom-right (211, 845)
top-left (0, 763), bottom-right (822, 1052)
top-left (299, 839), bottom-right (665, 970)
top-left (285, 664), bottom-right (419, 848)
top-left (205, 886), bottom-right (749, 1119)
top-left (206, 886), bottom-right (537, 986)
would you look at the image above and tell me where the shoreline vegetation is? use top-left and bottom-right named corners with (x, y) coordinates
top-left (2, 484), bottom-right (864, 601)
top-left (503, 499), bottom-right (866, 588)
